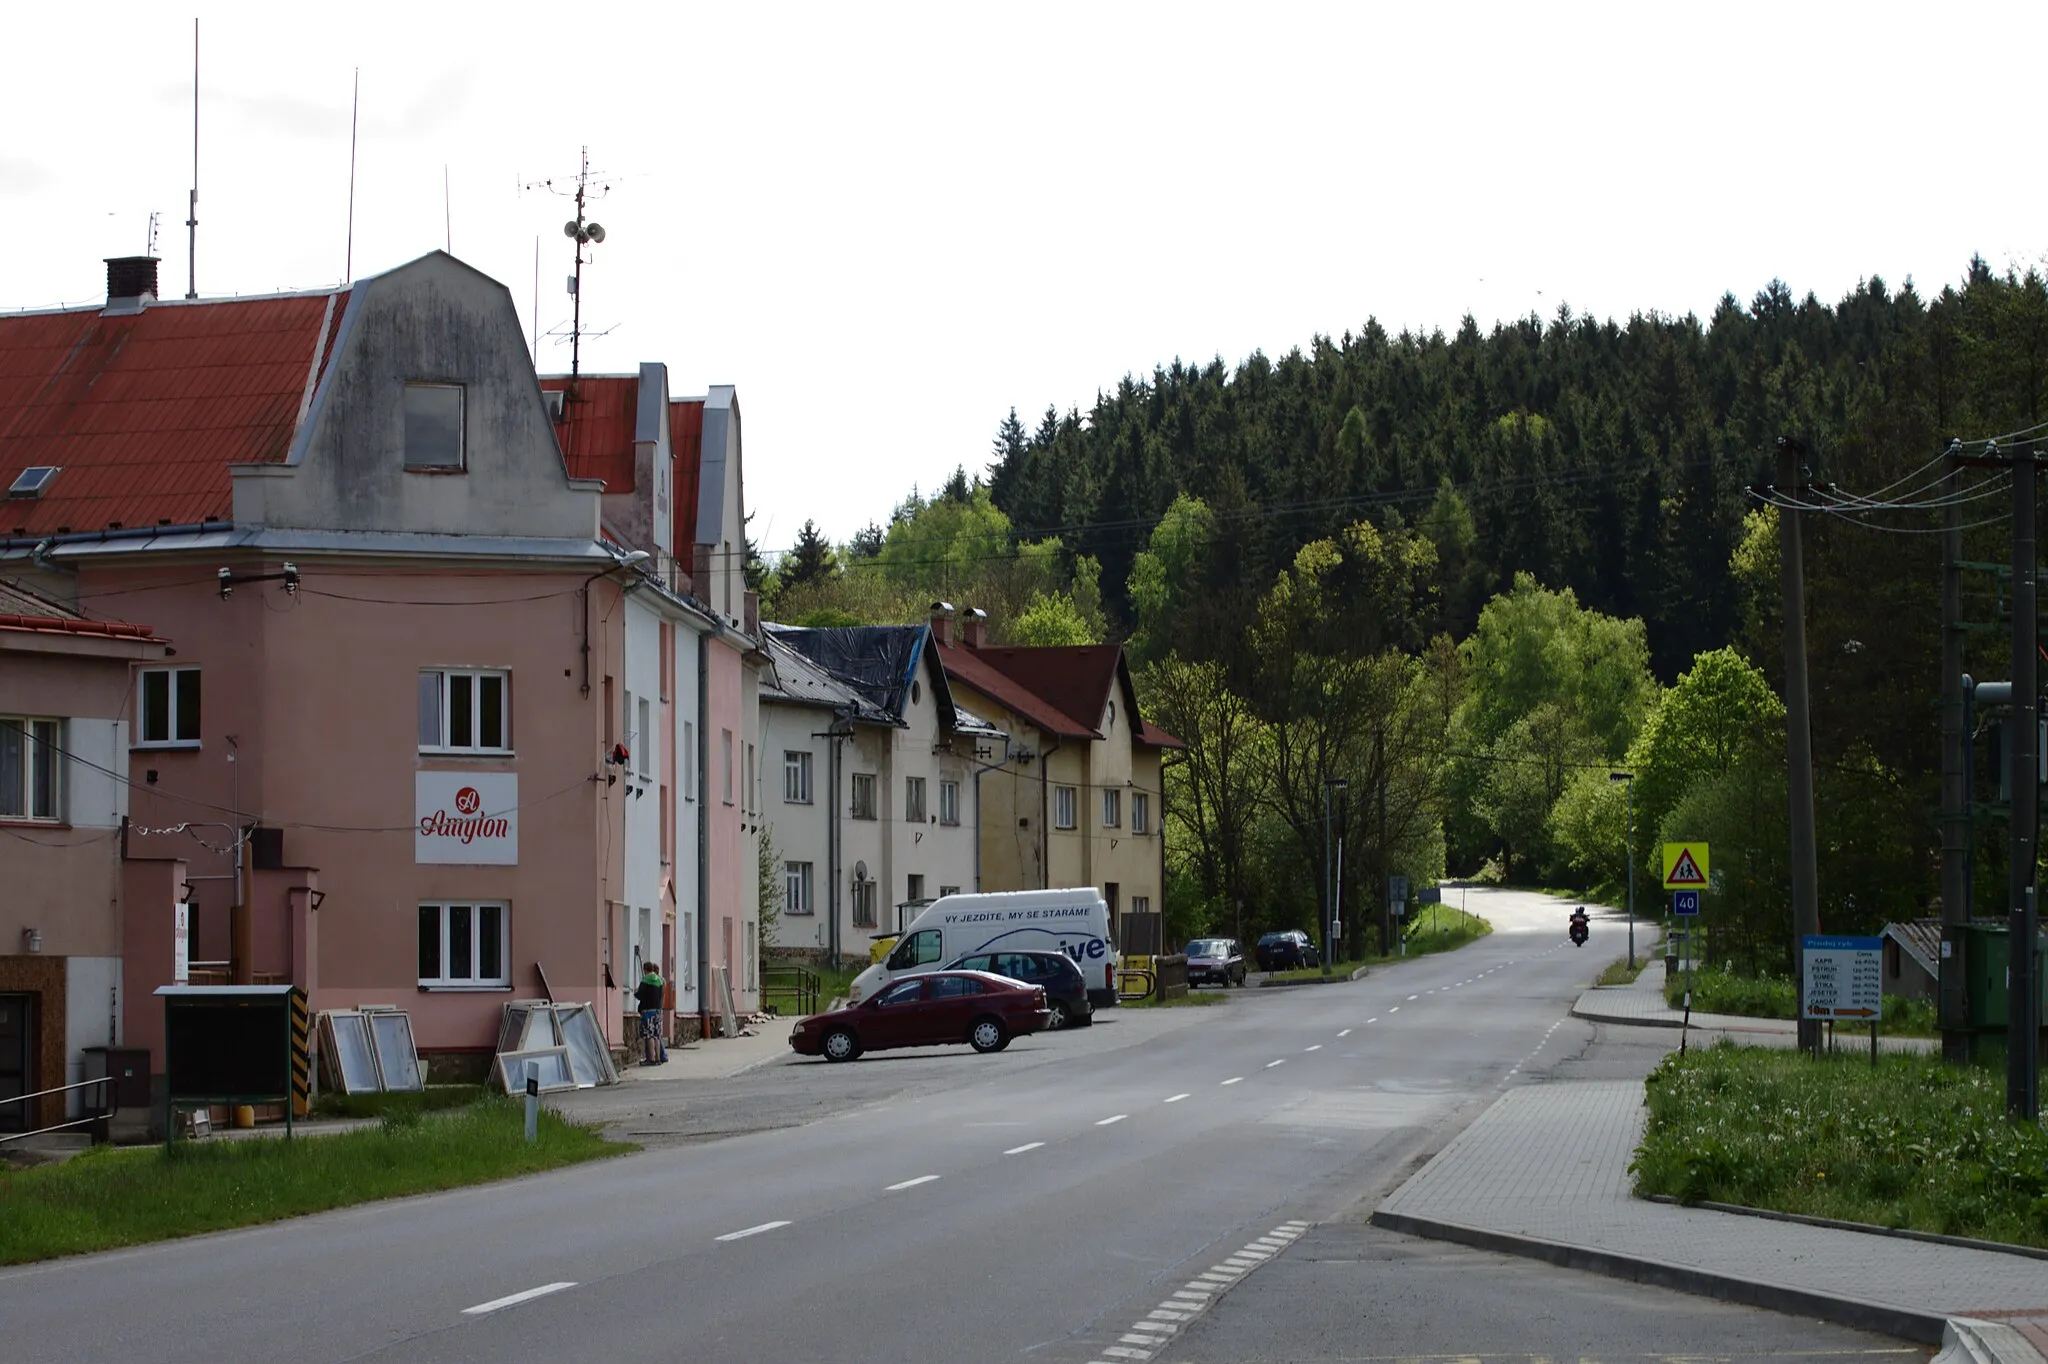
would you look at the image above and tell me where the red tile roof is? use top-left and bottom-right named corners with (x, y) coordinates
top-left (0, 576), bottom-right (155, 639)
top-left (0, 292), bottom-right (347, 538)
top-left (934, 639), bottom-right (1184, 748)
top-left (539, 375), bottom-right (637, 491)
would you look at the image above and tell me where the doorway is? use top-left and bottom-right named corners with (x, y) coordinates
top-left (0, 992), bottom-right (34, 1134)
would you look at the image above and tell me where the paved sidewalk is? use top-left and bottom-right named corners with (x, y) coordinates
top-left (605, 1018), bottom-right (795, 1086)
top-left (1372, 967), bottom-right (2046, 1364)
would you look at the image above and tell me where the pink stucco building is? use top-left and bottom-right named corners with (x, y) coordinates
top-left (0, 252), bottom-right (762, 1111)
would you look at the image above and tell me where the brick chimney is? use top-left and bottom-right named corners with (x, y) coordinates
top-left (961, 606), bottom-right (988, 649)
top-left (103, 256), bottom-right (160, 313)
top-left (929, 601), bottom-right (956, 647)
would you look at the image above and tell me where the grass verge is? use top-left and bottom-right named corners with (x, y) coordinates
top-left (312, 1084), bottom-right (485, 1120)
top-left (0, 1096), bottom-right (628, 1266)
top-left (1130, 989), bottom-right (1230, 1009)
top-left (1661, 964), bottom-right (1938, 1036)
top-left (1262, 907), bottom-right (1495, 982)
top-left (1596, 956), bottom-right (1651, 986)
top-left (1630, 1042), bottom-right (2048, 1248)
top-left (763, 958), bottom-right (864, 1015)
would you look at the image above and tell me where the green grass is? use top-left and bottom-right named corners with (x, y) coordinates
top-left (1259, 907), bottom-right (1495, 982)
top-left (1596, 956), bottom-right (1652, 986)
top-left (762, 957), bottom-right (864, 1016)
top-left (0, 1096), bottom-right (627, 1266)
top-left (1631, 1043), bottom-right (2048, 1248)
top-left (1129, 988), bottom-right (1230, 1008)
top-left (1661, 965), bottom-right (1939, 1036)
top-left (311, 1084), bottom-right (484, 1120)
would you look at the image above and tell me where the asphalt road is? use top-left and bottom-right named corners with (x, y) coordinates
top-left (0, 889), bottom-right (1918, 1364)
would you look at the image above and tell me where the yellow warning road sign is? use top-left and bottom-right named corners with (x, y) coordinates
top-left (1663, 842), bottom-right (1709, 890)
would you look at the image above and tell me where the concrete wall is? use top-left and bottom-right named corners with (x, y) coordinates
top-left (232, 253), bottom-right (601, 542)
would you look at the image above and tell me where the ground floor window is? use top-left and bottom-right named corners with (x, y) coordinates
top-left (851, 879), bottom-right (877, 927)
top-left (418, 902), bottom-right (509, 987)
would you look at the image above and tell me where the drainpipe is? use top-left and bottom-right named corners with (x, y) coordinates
top-left (697, 630), bottom-right (711, 1037)
top-left (1038, 736), bottom-right (1062, 890)
top-left (966, 734), bottom-right (1014, 893)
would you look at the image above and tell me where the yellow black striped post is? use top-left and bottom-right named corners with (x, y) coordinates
top-left (289, 987), bottom-right (311, 1119)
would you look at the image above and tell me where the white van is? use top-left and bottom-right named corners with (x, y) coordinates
top-left (848, 888), bottom-right (1117, 1008)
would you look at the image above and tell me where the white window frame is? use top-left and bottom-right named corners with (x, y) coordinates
top-left (419, 668), bottom-right (511, 753)
top-left (1054, 785), bottom-right (1077, 829)
top-left (939, 884), bottom-right (960, 898)
top-left (746, 742), bottom-right (757, 814)
top-left (637, 696), bottom-right (652, 778)
top-left (784, 750), bottom-right (813, 804)
top-left (722, 729), bottom-right (734, 805)
top-left (0, 717), bottom-right (62, 822)
top-left (417, 901), bottom-right (510, 988)
top-left (784, 860), bottom-right (815, 915)
top-left (1132, 791), bottom-right (1150, 835)
top-left (851, 772), bottom-right (877, 820)
top-left (1131, 895), bottom-right (1151, 916)
top-left (851, 878), bottom-right (877, 927)
top-left (939, 779), bottom-right (960, 826)
top-left (1102, 789), bottom-right (1121, 828)
top-left (403, 382), bottom-right (466, 470)
top-left (905, 776), bottom-right (927, 824)
top-left (138, 666), bottom-right (201, 747)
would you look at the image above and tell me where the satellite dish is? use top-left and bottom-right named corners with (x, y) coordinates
top-left (563, 220), bottom-right (580, 239)
top-left (586, 223), bottom-right (606, 243)
top-left (853, 860), bottom-right (868, 882)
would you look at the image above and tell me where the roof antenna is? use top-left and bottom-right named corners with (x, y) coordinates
top-left (443, 164), bottom-right (452, 254)
top-left (519, 146), bottom-right (616, 388)
top-left (184, 17), bottom-right (198, 299)
top-left (344, 68), bottom-right (360, 282)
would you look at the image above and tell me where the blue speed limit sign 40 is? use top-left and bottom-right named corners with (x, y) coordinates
top-left (1672, 890), bottom-right (1700, 916)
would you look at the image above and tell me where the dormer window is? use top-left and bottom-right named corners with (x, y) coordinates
top-left (8, 466), bottom-right (58, 498)
top-left (404, 383), bottom-right (465, 470)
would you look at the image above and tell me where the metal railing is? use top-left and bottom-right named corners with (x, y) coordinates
top-left (0, 1076), bottom-right (115, 1146)
top-left (760, 962), bottom-right (820, 1018)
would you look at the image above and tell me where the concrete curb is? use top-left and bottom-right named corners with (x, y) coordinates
top-left (1367, 1208), bottom-right (1948, 1346)
top-left (1940, 1318), bottom-right (2048, 1364)
top-left (1568, 1005), bottom-right (1791, 1033)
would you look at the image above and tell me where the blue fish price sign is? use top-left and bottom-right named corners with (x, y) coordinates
top-left (1672, 890), bottom-right (1700, 917)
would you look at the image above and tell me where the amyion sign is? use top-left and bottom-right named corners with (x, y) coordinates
top-left (416, 772), bottom-right (518, 865)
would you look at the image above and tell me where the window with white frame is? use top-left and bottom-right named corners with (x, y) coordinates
top-left (784, 861), bottom-right (814, 915)
top-left (637, 697), bottom-right (652, 778)
top-left (1131, 895), bottom-right (1151, 917)
top-left (419, 669), bottom-right (509, 751)
top-left (783, 751), bottom-right (812, 804)
top-left (1102, 789), bottom-right (1121, 828)
top-left (721, 729), bottom-right (734, 804)
top-left (139, 666), bottom-right (201, 746)
top-left (683, 722), bottom-right (696, 801)
top-left (0, 718), bottom-right (61, 821)
top-left (905, 776), bottom-right (927, 824)
top-left (680, 911), bottom-right (694, 986)
top-left (851, 878), bottom-right (877, 927)
top-left (403, 382), bottom-right (465, 469)
top-left (939, 779), bottom-right (960, 826)
top-left (1132, 791), bottom-right (1151, 835)
top-left (1054, 785), bottom-right (1077, 829)
top-left (417, 902), bottom-right (509, 987)
top-left (746, 742), bottom-right (757, 814)
top-left (939, 884), bottom-right (960, 898)
top-left (851, 772), bottom-right (877, 820)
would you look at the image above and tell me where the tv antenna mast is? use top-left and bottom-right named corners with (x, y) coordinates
top-left (518, 146), bottom-right (616, 386)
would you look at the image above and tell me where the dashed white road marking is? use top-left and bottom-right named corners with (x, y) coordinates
top-left (462, 1282), bottom-right (575, 1315)
top-left (714, 1222), bottom-right (789, 1242)
top-left (1265, 1059), bottom-right (1286, 1068)
top-left (1221, 1076), bottom-right (1243, 1085)
top-left (1365, 1017), bottom-right (1378, 1023)
top-left (1004, 1141), bottom-right (1044, 1155)
top-left (1389, 1006), bottom-right (1400, 1013)
top-left (1164, 1093), bottom-right (1189, 1103)
top-left (886, 1175), bottom-right (940, 1191)
top-left (1304, 1044), bottom-right (1322, 1052)
top-left (1337, 1028), bottom-right (1352, 1037)
top-left (1407, 994), bottom-right (1419, 1001)
top-left (1096, 1113), bottom-right (1128, 1126)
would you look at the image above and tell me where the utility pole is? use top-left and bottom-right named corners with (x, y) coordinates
top-left (1777, 436), bottom-right (1824, 1057)
top-left (2006, 441), bottom-right (2040, 1120)
top-left (1940, 440), bottom-right (1973, 1062)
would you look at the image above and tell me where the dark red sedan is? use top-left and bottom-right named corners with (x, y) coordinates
top-left (789, 971), bottom-right (1051, 1062)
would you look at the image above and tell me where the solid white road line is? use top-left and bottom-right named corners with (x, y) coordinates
top-left (462, 1282), bottom-right (575, 1315)
top-left (715, 1221), bottom-right (791, 1242)
top-left (1097, 1114), bottom-right (1128, 1126)
top-left (887, 1175), bottom-right (940, 1190)
top-left (1221, 1077), bottom-right (1243, 1085)
top-left (1164, 1093), bottom-right (1190, 1103)
top-left (1004, 1141), bottom-right (1045, 1155)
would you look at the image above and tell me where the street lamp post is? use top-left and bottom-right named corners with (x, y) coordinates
top-left (1323, 778), bottom-right (1348, 978)
top-left (1610, 771), bottom-right (1635, 969)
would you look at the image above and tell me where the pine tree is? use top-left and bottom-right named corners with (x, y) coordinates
top-left (782, 519), bottom-right (836, 591)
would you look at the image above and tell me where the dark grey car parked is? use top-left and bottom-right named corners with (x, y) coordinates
top-left (1184, 938), bottom-right (1246, 988)
top-left (944, 949), bottom-right (1095, 1029)
top-left (1255, 930), bottom-right (1319, 972)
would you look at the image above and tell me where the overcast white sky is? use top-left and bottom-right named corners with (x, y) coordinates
top-left (5, 2), bottom-right (2044, 556)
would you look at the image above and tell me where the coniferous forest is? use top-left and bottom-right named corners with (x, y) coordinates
top-left (764, 259), bottom-right (2048, 969)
